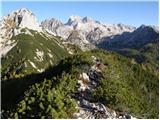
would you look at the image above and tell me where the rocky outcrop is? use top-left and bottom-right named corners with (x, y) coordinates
top-left (5, 8), bottom-right (41, 32)
top-left (0, 8), bottom-right (42, 57)
top-left (41, 18), bottom-right (72, 38)
top-left (72, 56), bottom-right (137, 119)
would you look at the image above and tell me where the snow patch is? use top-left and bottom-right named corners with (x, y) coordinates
top-left (28, 60), bottom-right (37, 69)
top-left (47, 48), bottom-right (51, 52)
top-left (37, 69), bottom-right (44, 73)
top-left (34, 49), bottom-right (44, 62)
top-left (28, 60), bottom-right (44, 73)
top-left (50, 60), bottom-right (53, 65)
top-left (69, 50), bottom-right (73, 54)
top-left (22, 29), bottom-right (34, 36)
top-left (48, 53), bottom-right (53, 58)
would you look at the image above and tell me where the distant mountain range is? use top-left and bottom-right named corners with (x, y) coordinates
top-left (41, 16), bottom-right (135, 50)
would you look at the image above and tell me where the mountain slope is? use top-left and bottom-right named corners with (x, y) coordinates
top-left (0, 8), bottom-right (69, 80)
top-left (2, 50), bottom-right (158, 119)
top-left (1, 29), bottom-right (68, 80)
top-left (98, 25), bottom-right (158, 49)
top-left (97, 25), bottom-right (159, 75)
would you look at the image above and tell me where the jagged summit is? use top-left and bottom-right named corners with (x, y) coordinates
top-left (82, 16), bottom-right (94, 23)
top-left (41, 18), bottom-right (64, 33)
top-left (68, 15), bottom-right (82, 21)
top-left (14, 8), bottom-right (33, 14)
top-left (66, 15), bottom-right (82, 26)
top-left (3, 8), bottom-right (41, 32)
top-left (67, 16), bottom-right (95, 25)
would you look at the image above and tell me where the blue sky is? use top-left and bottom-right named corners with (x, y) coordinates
top-left (1, 1), bottom-right (158, 27)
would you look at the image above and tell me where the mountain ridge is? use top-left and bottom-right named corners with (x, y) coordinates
top-left (1, 8), bottom-right (158, 53)
top-left (41, 15), bottom-right (135, 49)
top-left (0, 8), bottom-right (159, 119)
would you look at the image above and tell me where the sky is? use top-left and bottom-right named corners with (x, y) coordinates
top-left (1, 1), bottom-right (159, 27)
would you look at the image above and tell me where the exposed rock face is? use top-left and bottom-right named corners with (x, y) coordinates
top-left (42, 18), bottom-right (73, 39)
top-left (41, 16), bottom-right (135, 51)
top-left (0, 8), bottom-right (42, 57)
top-left (6, 8), bottom-right (41, 32)
top-left (41, 18), bottom-right (64, 36)
top-left (72, 56), bottom-right (137, 119)
top-left (66, 30), bottom-right (95, 51)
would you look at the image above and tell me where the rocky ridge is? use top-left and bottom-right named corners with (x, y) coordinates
top-left (72, 56), bottom-right (137, 119)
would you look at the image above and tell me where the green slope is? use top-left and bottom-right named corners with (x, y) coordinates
top-left (97, 26), bottom-right (159, 76)
top-left (2, 49), bottom-right (158, 119)
top-left (1, 29), bottom-right (68, 80)
top-left (114, 43), bottom-right (159, 76)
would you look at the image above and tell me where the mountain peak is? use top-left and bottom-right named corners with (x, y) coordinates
top-left (82, 16), bottom-right (93, 23)
top-left (66, 15), bottom-right (82, 26)
top-left (4, 8), bottom-right (41, 32)
top-left (43, 18), bottom-right (63, 25)
top-left (69, 15), bottom-right (82, 21)
top-left (41, 18), bottom-right (64, 33)
top-left (17, 8), bottom-right (33, 14)
top-left (68, 16), bottom-right (94, 23)
top-left (137, 24), bottom-right (159, 33)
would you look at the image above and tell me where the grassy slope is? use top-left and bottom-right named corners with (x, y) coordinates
top-left (1, 29), bottom-right (68, 79)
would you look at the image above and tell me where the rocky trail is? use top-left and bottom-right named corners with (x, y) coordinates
top-left (72, 56), bottom-right (137, 119)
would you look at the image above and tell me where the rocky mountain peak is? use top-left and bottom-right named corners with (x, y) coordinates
top-left (43, 18), bottom-right (63, 26)
top-left (67, 16), bottom-right (95, 25)
top-left (16, 8), bottom-right (33, 15)
top-left (66, 15), bottom-right (82, 26)
top-left (82, 16), bottom-right (94, 23)
top-left (3, 8), bottom-right (41, 32)
top-left (41, 18), bottom-right (64, 32)
top-left (69, 15), bottom-right (82, 21)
